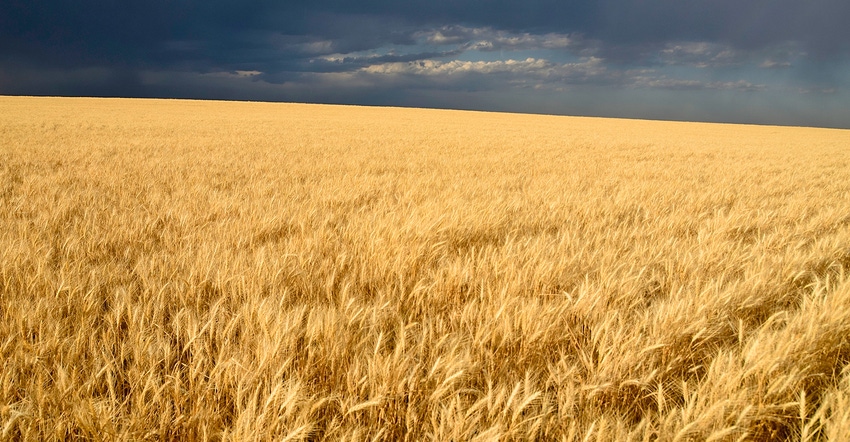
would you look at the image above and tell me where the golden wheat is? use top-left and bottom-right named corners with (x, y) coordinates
top-left (2, 96), bottom-right (850, 440)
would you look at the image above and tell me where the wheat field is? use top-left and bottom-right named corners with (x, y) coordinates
top-left (2, 96), bottom-right (850, 440)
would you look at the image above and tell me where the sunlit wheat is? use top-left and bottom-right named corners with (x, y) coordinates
top-left (2, 96), bottom-right (849, 440)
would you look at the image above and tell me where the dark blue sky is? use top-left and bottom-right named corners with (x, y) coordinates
top-left (2, 1), bottom-right (849, 128)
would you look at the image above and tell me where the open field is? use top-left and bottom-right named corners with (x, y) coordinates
top-left (2, 96), bottom-right (850, 440)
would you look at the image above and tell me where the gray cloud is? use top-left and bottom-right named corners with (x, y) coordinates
top-left (1, 0), bottom-right (848, 127)
top-left (657, 42), bottom-right (745, 68)
top-left (347, 55), bottom-right (767, 94)
top-left (594, 0), bottom-right (850, 58)
top-left (5, 1), bottom-right (846, 71)
top-left (630, 76), bottom-right (765, 92)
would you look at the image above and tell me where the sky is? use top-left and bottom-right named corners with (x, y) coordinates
top-left (2, 1), bottom-right (849, 128)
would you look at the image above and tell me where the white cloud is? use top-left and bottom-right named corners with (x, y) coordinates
top-left (422, 30), bottom-right (469, 45)
top-left (360, 57), bottom-right (606, 83)
top-left (362, 57), bottom-right (547, 76)
top-left (415, 25), bottom-right (576, 52)
top-left (348, 55), bottom-right (766, 93)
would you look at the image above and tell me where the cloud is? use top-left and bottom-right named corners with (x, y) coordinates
top-left (631, 76), bottom-right (766, 92)
top-left (353, 55), bottom-right (765, 93)
top-left (311, 49), bottom-right (464, 73)
top-left (658, 42), bottom-right (744, 68)
top-left (760, 60), bottom-right (792, 69)
top-left (3, 1), bottom-right (848, 72)
top-left (415, 25), bottom-right (576, 51)
top-left (797, 87), bottom-right (838, 95)
top-left (210, 70), bottom-right (263, 78)
top-left (293, 40), bottom-right (337, 55)
top-left (357, 57), bottom-right (609, 87)
top-left (2, 0), bottom-right (848, 128)
top-left (593, 0), bottom-right (850, 58)
top-left (0, 64), bottom-right (149, 97)
top-left (3, 1), bottom-right (846, 77)
top-left (362, 58), bottom-right (550, 76)
top-left (293, 25), bottom-right (586, 78)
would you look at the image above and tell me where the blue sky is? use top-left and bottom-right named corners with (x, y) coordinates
top-left (2, 1), bottom-right (848, 128)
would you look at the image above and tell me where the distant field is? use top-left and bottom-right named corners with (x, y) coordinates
top-left (3, 96), bottom-right (850, 440)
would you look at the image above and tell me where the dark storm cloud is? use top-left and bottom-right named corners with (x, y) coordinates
top-left (4, 0), bottom-right (847, 69)
top-left (1, 1), bottom-right (308, 72)
top-left (597, 0), bottom-right (850, 58)
top-left (2, 0), bottom-right (848, 127)
top-left (1, 0), bottom-right (192, 67)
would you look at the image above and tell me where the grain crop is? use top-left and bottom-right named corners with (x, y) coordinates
top-left (2, 96), bottom-right (850, 440)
